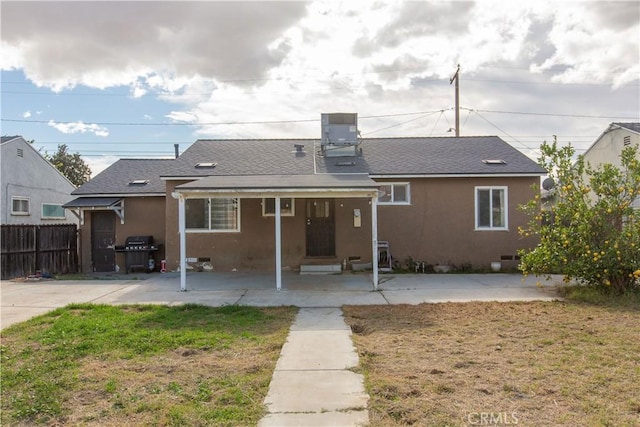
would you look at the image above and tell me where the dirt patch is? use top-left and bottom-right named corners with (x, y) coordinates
top-left (344, 301), bottom-right (640, 426)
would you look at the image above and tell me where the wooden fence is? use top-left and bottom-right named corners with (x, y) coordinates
top-left (1, 224), bottom-right (78, 279)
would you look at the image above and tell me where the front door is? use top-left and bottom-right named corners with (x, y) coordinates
top-left (305, 199), bottom-right (335, 257)
top-left (91, 211), bottom-right (116, 272)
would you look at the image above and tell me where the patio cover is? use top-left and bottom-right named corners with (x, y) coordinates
top-left (172, 174), bottom-right (381, 291)
top-left (62, 196), bottom-right (124, 224)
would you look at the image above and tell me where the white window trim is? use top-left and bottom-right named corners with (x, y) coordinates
top-left (262, 197), bottom-right (295, 217)
top-left (185, 197), bottom-right (241, 233)
top-left (474, 186), bottom-right (509, 231)
top-left (41, 203), bottom-right (66, 220)
top-left (11, 196), bottom-right (30, 215)
top-left (377, 182), bottom-right (411, 205)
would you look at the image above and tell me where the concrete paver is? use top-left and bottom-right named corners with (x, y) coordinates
top-left (259, 308), bottom-right (368, 426)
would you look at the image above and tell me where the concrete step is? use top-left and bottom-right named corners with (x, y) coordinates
top-left (299, 264), bottom-right (342, 275)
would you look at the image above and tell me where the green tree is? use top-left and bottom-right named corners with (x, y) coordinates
top-left (519, 138), bottom-right (640, 293)
top-left (46, 144), bottom-right (91, 187)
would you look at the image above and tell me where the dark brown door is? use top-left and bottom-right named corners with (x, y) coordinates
top-left (91, 211), bottom-right (116, 272)
top-left (305, 199), bottom-right (335, 257)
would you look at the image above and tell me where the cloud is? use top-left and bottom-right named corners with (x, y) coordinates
top-left (530, 2), bottom-right (640, 87)
top-left (1, 1), bottom-right (308, 90)
top-left (22, 110), bottom-right (31, 118)
top-left (48, 120), bottom-right (109, 137)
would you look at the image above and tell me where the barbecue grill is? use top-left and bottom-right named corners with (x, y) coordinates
top-left (114, 235), bottom-right (158, 273)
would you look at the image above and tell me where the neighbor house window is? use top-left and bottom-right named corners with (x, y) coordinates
top-left (475, 187), bottom-right (508, 230)
top-left (263, 198), bottom-right (295, 216)
top-left (11, 197), bottom-right (29, 215)
top-left (185, 198), bottom-right (240, 232)
top-left (378, 183), bottom-right (410, 205)
top-left (42, 203), bottom-right (66, 219)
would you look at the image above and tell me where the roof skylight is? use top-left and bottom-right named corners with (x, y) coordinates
top-left (195, 162), bottom-right (217, 168)
top-left (482, 159), bottom-right (506, 165)
top-left (129, 179), bottom-right (149, 185)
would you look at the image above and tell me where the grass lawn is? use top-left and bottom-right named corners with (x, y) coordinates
top-left (344, 296), bottom-right (640, 426)
top-left (0, 303), bottom-right (296, 426)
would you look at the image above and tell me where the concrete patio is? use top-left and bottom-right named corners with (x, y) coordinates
top-left (0, 271), bottom-right (562, 330)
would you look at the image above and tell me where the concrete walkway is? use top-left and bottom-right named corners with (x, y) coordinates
top-left (259, 308), bottom-right (368, 426)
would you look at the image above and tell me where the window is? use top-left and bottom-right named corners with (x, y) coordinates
top-left (378, 183), bottom-right (410, 205)
top-left (475, 187), bottom-right (508, 230)
top-left (185, 198), bottom-right (240, 232)
top-left (262, 198), bottom-right (295, 216)
top-left (42, 203), bottom-right (65, 219)
top-left (11, 197), bottom-right (29, 215)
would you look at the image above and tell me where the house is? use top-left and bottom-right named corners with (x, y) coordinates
top-left (582, 122), bottom-right (640, 208)
top-left (65, 114), bottom-right (546, 289)
top-left (1, 136), bottom-right (77, 225)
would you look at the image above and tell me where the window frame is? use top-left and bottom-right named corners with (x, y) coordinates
top-left (41, 203), bottom-right (66, 220)
top-left (377, 182), bottom-right (411, 205)
top-left (11, 196), bottom-right (30, 216)
top-left (262, 198), bottom-right (295, 217)
top-left (185, 197), bottom-right (241, 233)
top-left (474, 186), bottom-right (508, 231)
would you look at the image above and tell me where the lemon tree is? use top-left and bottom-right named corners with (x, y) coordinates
top-left (519, 139), bottom-right (640, 293)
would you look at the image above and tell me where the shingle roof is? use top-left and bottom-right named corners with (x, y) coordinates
top-left (163, 136), bottom-right (545, 177)
top-left (316, 136), bottom-right (546, 175)
top-left (1, 136), bottom-right (22, 144)
top-left (612, 122), bottom-right (640, 134)
top-left (162, 139), bottom-right (315, 177)
top-left (72, 159), bottom-right (172, 195)
top-left (74, 136), bottom-right (546, 195)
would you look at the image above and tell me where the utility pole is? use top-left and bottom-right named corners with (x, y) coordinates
top-left (449, 64), bottom-right (460, 137)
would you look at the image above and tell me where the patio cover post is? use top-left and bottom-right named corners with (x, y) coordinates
top-left (275, 196), bottom-right (282, 291)
top-left (372, 194), bottom-right (378, 289)
top-left (178, 194), bottom-right (187, 292)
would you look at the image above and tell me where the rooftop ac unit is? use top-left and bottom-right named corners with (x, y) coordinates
top-left (321, 113), bottom-right (358, 157)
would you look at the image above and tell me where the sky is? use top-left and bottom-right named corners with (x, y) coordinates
top-left (1, 0), bottom-right (639, 177)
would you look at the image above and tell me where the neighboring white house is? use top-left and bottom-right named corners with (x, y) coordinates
top-left (1, 136), bottom-right (78, 225)
top-left (582, 122), bottom-right (640, 209)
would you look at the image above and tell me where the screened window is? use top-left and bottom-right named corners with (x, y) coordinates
top-left (42, 203), bottom-right (65, 219)
top-left (475, 187), bottom-right (508, 230)
top-left (11, 197), bottom-right (29, 215)
top-left (262, 198), bottom-right (295, 216)
top-left (378, 183), bottom-right (410, 205)
top-left (185, 198), bottom-right (240, 232)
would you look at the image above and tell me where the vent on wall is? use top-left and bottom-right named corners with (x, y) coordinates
top-left (17, 148), bottom-right (23, 157)
top-left (624, 136), bottom-right (631, 146)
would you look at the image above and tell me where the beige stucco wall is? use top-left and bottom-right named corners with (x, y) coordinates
top-left (375, 176), bottom-right (538, 270)
top-left (583, 127), bottom-right (640, 169)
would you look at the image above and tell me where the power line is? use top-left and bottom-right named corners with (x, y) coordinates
top-left (4, 106), bottom-right (636, 127)
top-left (468, 108), bottom-right (638, 120)
top-left (0, 111), bottom-right (441, 127)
